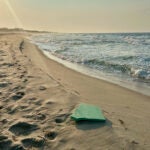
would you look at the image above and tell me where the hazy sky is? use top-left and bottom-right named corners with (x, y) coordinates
top-left (0, 0), bottom-right (150, 32)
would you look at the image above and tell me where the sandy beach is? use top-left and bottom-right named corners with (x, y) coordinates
top-left (0, 30), bottom-right (150, 150)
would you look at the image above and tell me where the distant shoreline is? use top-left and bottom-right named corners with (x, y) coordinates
top-left (0, 27), bottom-right (149, 34)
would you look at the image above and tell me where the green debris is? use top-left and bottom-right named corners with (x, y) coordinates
top-left (71, 103), bottom-right (106, 122)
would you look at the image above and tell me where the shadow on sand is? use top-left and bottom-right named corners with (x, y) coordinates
top-left (76, 119), bottom-right (112, 130)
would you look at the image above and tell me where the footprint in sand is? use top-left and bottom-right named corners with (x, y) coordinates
top-left (0, 82), bottom-right (10, 88)
top-left (0, 136), bottom-right (12, 150)
top-left (23, 113), bottom-right (46, 121)
top-left (19, 105), bottom-right (28, 110)
top-left (0, 119), bottom-right (8, 124)
top-left (10, 144), bottom-right (25, 150)
top-left (21, 70), bottom-right (27, 74)
top-left (0, 50), bottom-right (4, 54)
top-left (0, 135), bottom-right (24, 150)
top-left (35, 113), bottom-right (46, 121)
top-left (9, 122), bottom-right (39, 136)
top-left (0, 73), bottom-right (7, 78)
top-left (11, 91), bottom-right (25, 101)
top-left (55, 114), bottom-right (70, 123)
top-left (0, 135), bottom-right (8, 141)
top-left (21, 137), bottom-right (45, 148)
top-left (0, 105), bottom-right (3, 109)
top-left (19, 74), bottom-right (25, 79)
top-left (7, 106), bottom-right (19, 114)
top-left (0, 54), bottom-right (7, 57)
top-left (39, 86), bottom-right (47, 91)
top-left (45, 131), bottom-right (57, 140)
top-left (11, 86), bottom-right (24, 92)
top-left (23, 78), bottom-right (28, 83)
top-left (0, 52), bottom-right (7, 57)
top-left (1, 62), bottom-right (14, 67)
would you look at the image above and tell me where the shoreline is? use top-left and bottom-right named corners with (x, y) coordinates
top-left (1, 32), bottom-right (150, 149)
top-left (29, 33), bottom-right (150, 97)
top-left (27, 38), bottom-right (150, 101)
top-left (42, 50), bottom-right (150, 97)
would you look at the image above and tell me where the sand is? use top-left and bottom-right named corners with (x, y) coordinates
top-left (0, 31), bottom-right (150, 150)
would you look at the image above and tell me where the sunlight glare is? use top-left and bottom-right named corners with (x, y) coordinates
top-left (3, 0), bottom-right (22, 28)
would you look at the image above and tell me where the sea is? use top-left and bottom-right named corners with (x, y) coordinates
top-left (30, 33), bottom-right (150, 96)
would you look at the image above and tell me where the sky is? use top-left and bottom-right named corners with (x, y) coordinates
top-left (0, 0), bottom-right (150, 33)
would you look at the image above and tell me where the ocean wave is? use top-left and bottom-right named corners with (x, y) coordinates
top-left (114, 56), bottom-right (135, 60)
top-left (78, 58), bottom-right (150, 80)
top-left (131, 69), bottom-right (150, 80)
top-left (54, 47), bottom-right (69, 53)
top-left (79, 59), bottom-right (131, 73)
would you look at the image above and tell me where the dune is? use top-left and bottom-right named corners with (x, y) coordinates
top-left (0, 32), bottom-right (150, 150)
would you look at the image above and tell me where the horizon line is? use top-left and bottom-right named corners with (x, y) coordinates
top-left (0, 27), bottom-right (150, 34)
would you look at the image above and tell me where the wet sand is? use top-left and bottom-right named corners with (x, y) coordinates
top-left (0, 31), bottom-right (150, 150)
